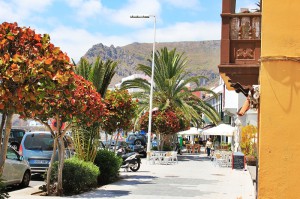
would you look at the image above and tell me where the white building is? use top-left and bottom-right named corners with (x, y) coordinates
top-left (114, 74), bottom-right (150, 93)
top-left (28, 120), bottom-right (43, 127)
top-left (204, 77), bottom-right (258, 147)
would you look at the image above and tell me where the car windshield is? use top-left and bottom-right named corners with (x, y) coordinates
top-left (24, 133), bottom-right (54, 151)
top-left (12, 130), bottom-right (25, 138)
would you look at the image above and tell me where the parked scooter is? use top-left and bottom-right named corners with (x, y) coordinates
top-left (117, 148), bottom-right (141, 172)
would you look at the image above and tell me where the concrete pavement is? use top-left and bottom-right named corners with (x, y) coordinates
top-left (9, 154), bottom-right (255, 199)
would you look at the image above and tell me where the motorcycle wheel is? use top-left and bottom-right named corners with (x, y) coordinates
top-left (130, 161), bottom-right (140, 172)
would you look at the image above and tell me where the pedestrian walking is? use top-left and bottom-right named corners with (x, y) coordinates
top-left (205, 138), bottom-right (213, 157)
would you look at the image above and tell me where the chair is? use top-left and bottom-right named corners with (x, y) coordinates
top-left (170, 151), bottom-right (178, 164)
top-left (148, 151), bottom-right (157, 164)
top-left (213, 153), bottom-right (227, 167)
top-left (193, 144), bottom-right (201, 153)
top-left (186, 144), bottom-right (192, 153)
top-left (226, 153), bottom-right (233, 167)
top-left (149, 151), bottom-right (164, 164)
top-left (162, 151), bottom-right (173, 165)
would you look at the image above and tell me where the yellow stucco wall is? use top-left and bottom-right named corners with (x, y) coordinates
top-left (259, 0), bottom-right (300, 198)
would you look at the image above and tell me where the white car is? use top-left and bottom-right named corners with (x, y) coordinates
top-left (2, 146), bottom-right (31, 187)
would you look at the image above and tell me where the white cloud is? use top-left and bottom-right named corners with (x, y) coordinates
top-left (66, 0), bottom-right (102, 19)
top-left (0, 1), bottom-right (21, 23)
top-left (14, 0), bottom-right (53, 12)
top-left (100, 0), bottom-right (161, 28)
top-left (27, 21), bottom-right (221, 62)
top-left (0, 0), bottom-right (53, 23)
top-left (163, 0), bottom-right (202, 10)
top-left (130, 21), bottom-right (221, 43)
top-left (236, 0), bottom-right (258, 12)
top-left (48, 26), bottom-right (132, 62)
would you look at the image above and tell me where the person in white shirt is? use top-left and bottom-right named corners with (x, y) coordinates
top-left (205, 138), bottom-right (213, 156)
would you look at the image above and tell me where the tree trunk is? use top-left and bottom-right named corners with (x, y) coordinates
top-left (0, 113), bottom-right (7, 156)
top-left (105, 132), bottom-right (108, 149)
top-left (0, 113), bottom-right (13, 176)
top-left (109, 133), bottom-right (113, 150)
top-left (47, 136), bottom-right (57, 195)
top-left (56, 136), bottom-right (65, 196)
top-left (114, 130), bottom-right (120, 153)
top-left (158, 134), bottom-right (165, 151)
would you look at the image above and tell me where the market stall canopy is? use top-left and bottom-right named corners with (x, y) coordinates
top-left (177, 127), bottom-right (202, 136)
top-left (202, 124), bottom-right (235, 136)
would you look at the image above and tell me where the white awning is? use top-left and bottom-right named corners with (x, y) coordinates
top-left (202, 124), bottom-right (235, 136)
top-left (177, 127), bottom-right (202, 136)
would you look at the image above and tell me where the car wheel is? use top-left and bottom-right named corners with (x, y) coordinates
top-left (130, 161), bottom-right (140, 172)
top-left (134, 139), bottom-right (142, 145)
top-left (19, 170), bottom-right (31, 188)
top-left (11, 144), bottom-right (19, 151)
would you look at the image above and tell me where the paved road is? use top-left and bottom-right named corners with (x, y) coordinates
top-left (5, 174), bottom-right (44, 193)
top-left (9, 153), bottom-right (255, 199)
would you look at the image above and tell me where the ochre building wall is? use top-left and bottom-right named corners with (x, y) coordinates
top-left (259, 0), bottom-right (300, 198)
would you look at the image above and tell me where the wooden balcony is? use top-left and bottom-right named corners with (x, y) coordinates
top-left (219, 0), bottom-right (261, 93)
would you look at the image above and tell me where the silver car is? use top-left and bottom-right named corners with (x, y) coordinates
top-left (2, 146), bottom-right (31, 187)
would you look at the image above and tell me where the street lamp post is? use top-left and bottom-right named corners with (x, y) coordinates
top-left (130, 15), bottom-right (156, 160)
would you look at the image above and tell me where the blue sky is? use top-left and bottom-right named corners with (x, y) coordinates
top-left (0, 0), bottom-right (257, 61)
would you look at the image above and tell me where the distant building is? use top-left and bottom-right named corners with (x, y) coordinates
top-left (114, 74), bottom-right (150, 93)
top-left (28, 120), bottom-right (43, 127)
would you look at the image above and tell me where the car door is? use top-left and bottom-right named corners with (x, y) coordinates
top-left (2, 148), bottom-right (24, 184)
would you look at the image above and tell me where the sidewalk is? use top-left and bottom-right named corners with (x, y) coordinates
top-left (9, 154), bottom-right (255, 199)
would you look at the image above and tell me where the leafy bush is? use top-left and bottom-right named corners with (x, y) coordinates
top-left (162, 145), bottom-right (172, 151)
top-left (0, 176), bottom-right (9, 199)
top-left (94, 149), bottom-right (122, 185)
top-left (51, 157), bottom-right (99, 195)
top-left (152, 146), bottom-right (158, 150)
top-left (240, 125), bottom-right (257, 156)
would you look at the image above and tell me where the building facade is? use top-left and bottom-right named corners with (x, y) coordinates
top-left (219, 0), bottom-right (300, 198)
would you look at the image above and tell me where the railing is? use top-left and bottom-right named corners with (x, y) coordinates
top-left (229, 13), bottom-right (261, 64)
top-left (230, 13), bottom-right (261, 40)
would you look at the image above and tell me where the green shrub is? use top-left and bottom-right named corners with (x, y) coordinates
top-left (162, 145), bottom-right (172, 151)
top-left (94, 149), bottom-right (122, 185)
top-left (152, 146), bottom-right (158, 150)
top-left (51, 157), bottom-right (99, 195)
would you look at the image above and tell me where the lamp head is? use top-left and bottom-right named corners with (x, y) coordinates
top-left (130, 15), bottom-right (150, 18)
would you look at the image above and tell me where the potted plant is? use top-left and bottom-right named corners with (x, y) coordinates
top-left (240, 124), bottom-right (258, 166)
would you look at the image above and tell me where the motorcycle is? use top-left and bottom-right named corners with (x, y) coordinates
top-left (117, 148), bottom-right (141, 172)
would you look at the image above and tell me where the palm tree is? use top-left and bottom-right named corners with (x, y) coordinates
top-left (121, 47), bottom-right (220, 128)
top-left (73, 56), bottom-right (118, 159)
top-left (74, 57), bottom-right (92, 80)
top-left (74, 57), bottom-right (117, 98)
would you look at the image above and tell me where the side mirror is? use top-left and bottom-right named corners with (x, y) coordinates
top-left (19, 155), bottom-right (24, 161)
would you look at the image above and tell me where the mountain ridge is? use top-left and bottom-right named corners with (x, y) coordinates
top-left (83, 40), bottom-right (220, 87)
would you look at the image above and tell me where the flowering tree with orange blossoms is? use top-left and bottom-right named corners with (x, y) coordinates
top-left (22, 74), bottom-right (106, 195)
top-left (102, 89), bottom-right (138, 151)
top-left (0, 22), bottom-right (74, 177)
top-left (139, 109), bottom-right (189, 150)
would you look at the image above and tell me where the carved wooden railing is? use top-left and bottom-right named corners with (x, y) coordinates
top-left (229, 13), bottom-right (261, 65)
top-left (230, 14), bottom-right (261, 40)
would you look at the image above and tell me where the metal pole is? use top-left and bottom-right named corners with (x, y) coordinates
top-left (130, 15), bottom-right (156, 160)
